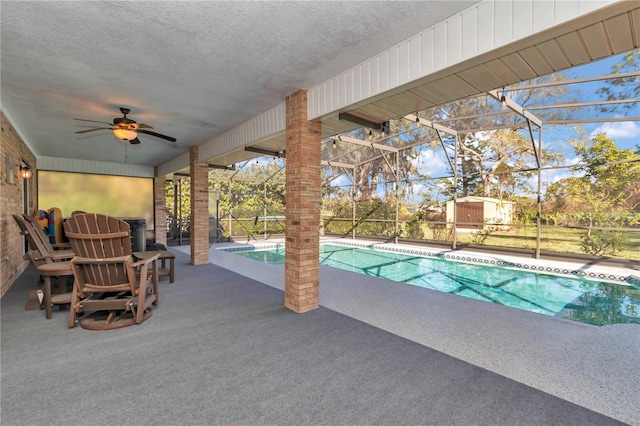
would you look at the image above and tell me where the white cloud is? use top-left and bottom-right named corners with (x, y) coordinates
top-left (590, 121), bottom-right (640, 139)
top-left (411, 149), bottom-right (449, 177)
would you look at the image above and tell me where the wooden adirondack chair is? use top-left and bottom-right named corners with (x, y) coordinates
top-left (64, 214), bottom-right (159, 330)
top-left (22, 213), bottom-right (72, 251)
top-left (12, 214), bottom-right (75, 318)
top-left (18, 214), bottom-right (74, 261)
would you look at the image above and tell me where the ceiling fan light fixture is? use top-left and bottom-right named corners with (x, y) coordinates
top-left (113, 128), bottom-right (138, 140)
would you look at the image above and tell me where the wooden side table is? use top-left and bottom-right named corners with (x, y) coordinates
top-left (134, 250), bottom-right (175, 284)
top-left (36, 261), bottom-right (74, 319)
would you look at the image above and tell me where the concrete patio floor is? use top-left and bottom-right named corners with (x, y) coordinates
top-left (179, 238), bottom-right (640, 425)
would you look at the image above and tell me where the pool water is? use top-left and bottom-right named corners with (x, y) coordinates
top-left (232, 244), bottom-right (640, 326)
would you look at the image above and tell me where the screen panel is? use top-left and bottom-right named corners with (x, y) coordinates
top-left (37, 171), bottom-right (154, 230)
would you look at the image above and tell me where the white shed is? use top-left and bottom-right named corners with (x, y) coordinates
top-left (445, 196), bottom-right (514, 230)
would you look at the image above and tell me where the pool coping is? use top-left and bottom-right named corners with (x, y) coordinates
top-left (219, 238), bottom-right (640, 286)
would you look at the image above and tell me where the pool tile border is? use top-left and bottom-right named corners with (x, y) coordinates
top-left (219, 240), bottom-right (639, 286)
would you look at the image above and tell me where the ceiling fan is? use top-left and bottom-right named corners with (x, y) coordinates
top-left (74, 107), bottom-right (176, 144)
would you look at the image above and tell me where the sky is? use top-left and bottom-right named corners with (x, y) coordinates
top-left (404, 50), bottom-right (640, 203)
top-left (251, 50), bottom-right (639, 204)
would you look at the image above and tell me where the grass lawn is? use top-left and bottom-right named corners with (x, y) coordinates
top-left (453, 226), bottom-right (640, 261)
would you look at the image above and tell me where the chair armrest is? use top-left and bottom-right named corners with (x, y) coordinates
top-left (32, 250), bottom-right (75, 262)
top-left (130, 253), bottom-right (160, 268)
top-left (48, 250), bottom-right (75, 261)
top-left (52, 242), bottom-right (72, 250)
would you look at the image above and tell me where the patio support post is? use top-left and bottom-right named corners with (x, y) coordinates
top-left (153, 167), bottom-right (167, 247)
top-left (264, 181), bottom-right (267, 239)
top-left (178, 179), bottom-right (183, 245)
top-left (536, 126), bottom-right (542, 259)
top-left (284, 89), bottom-right (321, 313)
top-left (352, 166), bottom-right (356, 239)
top-left (452, 135), bottom-right (459, 250)
top-left (189, 145), bottom-right (209, 265)
top-left (395, 150), bottom-right (399, 244)
top-left (228, 179), bottom-right (232, 238)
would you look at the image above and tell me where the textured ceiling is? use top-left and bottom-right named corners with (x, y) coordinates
top-left (1, 1), bottom-right (479, 167)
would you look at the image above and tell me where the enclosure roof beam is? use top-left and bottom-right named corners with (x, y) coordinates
top-left (337, 135), bottom-right (398, 152)
top-left (322, 160), bottom-right (355, 169)
top-left (525, 98), bottom-right (639, 110)
top-left (374, 148), bottom-right (398, 181)
top-left (350, 136), bottom-right (437, 168)
top-left (545, 117), bottom-right (640, 124)
top-left (506, 71), bottom-right (640, 91)
top-left (324, 143), bottom-right (366, 163)
top-left (229, 159), bottom-right (252, 180)
top-left (404, 114), bottom-right (457, 136)
top-left (488, 90), bottom-right (542, 127)
top-left (266, 164), bottom-right (286, 181)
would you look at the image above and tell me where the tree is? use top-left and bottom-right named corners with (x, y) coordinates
top-left (326, 119), bottom-right (426, 201)
top-left (595, 49), bottom-right (639, 113)
top-left (419, 76), bottom-right (572, 200)
top-left (574, 134), bottom-right (640, 211)
top-left (545, 134), bottom-right (640, 232)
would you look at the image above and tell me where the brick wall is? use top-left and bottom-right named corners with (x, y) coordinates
top-left (284, 90), bottom-right (321, 313)
top-left (1, 112), bottom-right (37, 297)
top-left (153, 167), bottom-right (167, 246)
top-left (189, 146), bottom-right (209, 264)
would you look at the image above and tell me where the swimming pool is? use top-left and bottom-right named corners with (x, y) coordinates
top-left (227, 243), bottom-right (640, 326)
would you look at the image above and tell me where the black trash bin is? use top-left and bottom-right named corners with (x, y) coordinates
top-left (120, 217), bottom-right (146, 252)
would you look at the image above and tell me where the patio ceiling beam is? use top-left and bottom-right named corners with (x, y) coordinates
top-left (244, 146), bottom-right (286, 158)
top-left (209, 164), bottom-right (236, 171)
top-left (338, 113), bottom-right (389, 135)
top-left (488, 90), bottom-right (542, 127)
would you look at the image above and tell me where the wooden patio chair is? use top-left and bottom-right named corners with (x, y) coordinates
top-left (64, 214), bottom-right (159, 330)
top-left (12, 214), bottom-right (75, 318)
top-left (18, 214), bottom-right (74, 261)
top-left (22, 213), bottom-right (72, 251)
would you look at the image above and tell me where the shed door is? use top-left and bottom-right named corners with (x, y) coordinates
top-left (456, 202), bottom-right (484, 229)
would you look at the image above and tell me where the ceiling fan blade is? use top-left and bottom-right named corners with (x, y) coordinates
top-left (138, 129), bottom-right (177, 142)
top-left (135, 123), bottom-right (154, 129)
top-left (74, 118), bottom-right (112, 125)
top-left (75, 127), bottom-right (112, 134)
top-left (129, 137), bottom-right (141, 145)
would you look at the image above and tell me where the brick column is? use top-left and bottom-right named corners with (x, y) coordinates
top-left (190, 145), bottom-right (209, 265)
top-left (285, 90), bottom-right (321, 313)
top-left (153, 167), bottom-right (167, 247)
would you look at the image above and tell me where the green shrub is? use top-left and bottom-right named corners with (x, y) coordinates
top-left (580, 230), bottom-right (628, 256)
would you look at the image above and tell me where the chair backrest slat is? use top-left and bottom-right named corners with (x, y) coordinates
top-left (71, 255), bottom-right (136, 292)
top-left (64, 214), bottom-right (133, 285)
top-left (22, 214), bottom-right (55, 253)
top-left (13, 214), bottom-right (54, 264)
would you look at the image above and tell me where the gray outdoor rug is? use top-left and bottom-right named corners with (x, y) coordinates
top-left (1, 250), bottom-right (628, 425)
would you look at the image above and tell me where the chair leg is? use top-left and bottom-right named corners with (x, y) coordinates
top-left (43, 276), bottom-right (53, 320)
top-left (151, 261), bottom-right (159, 305)
top-left (68, 284), bottom-right (79, 328)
